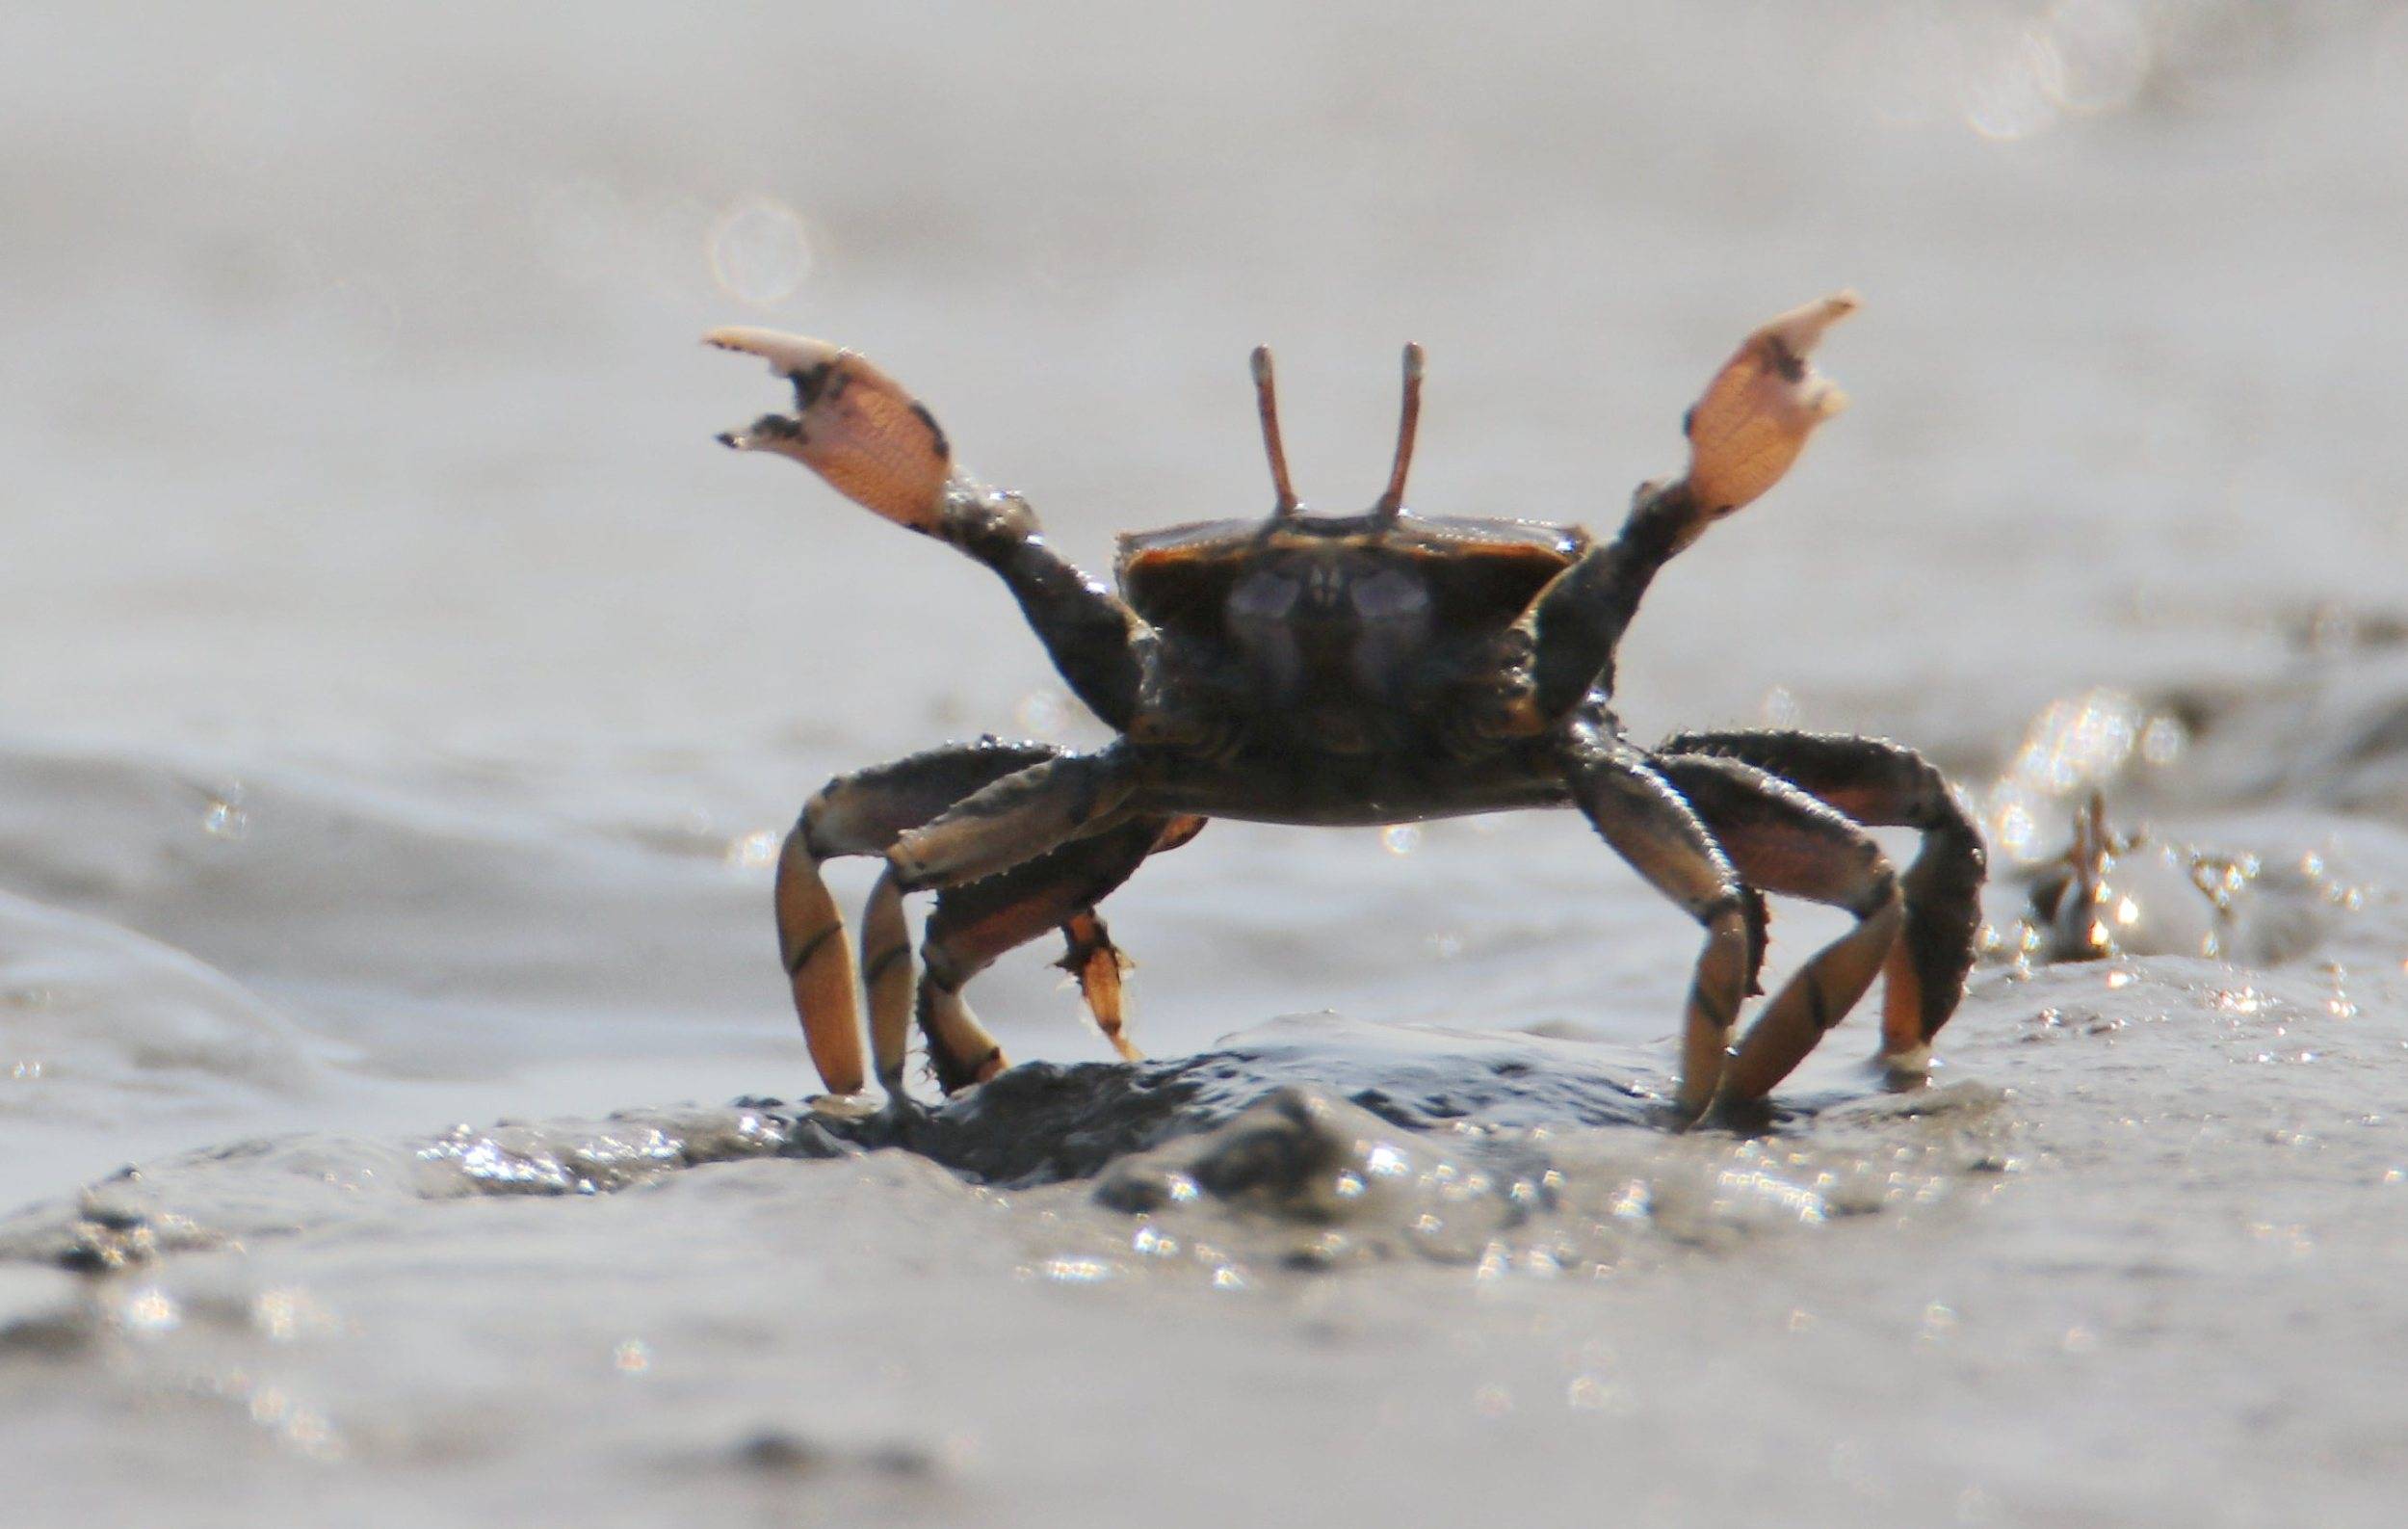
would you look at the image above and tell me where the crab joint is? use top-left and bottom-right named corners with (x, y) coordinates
top-left (1681, 290), bottom-right (1858, 516)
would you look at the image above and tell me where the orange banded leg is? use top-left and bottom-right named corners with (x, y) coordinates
top-left (859, 867), bottom-right (916, 1093)
top-left (912, 815), bottom-right (1176, 1091)
top-left (1566, 739), bottom-right (1752, 1120)
top-left (1662, 730), bottom-right (1985, 1069)
top-left (774, 740), bottom-right (1060, 1094)
top-left (772, 831), bottom-right (868, 1094)
top-left (1656, 754), bottom-right (1903, 1100)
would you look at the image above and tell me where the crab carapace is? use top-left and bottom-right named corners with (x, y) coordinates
top-left (708, 295), bottom-right (1985, 1120)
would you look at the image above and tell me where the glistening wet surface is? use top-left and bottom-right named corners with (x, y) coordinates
top-left (4, 974), bottom-right (2403, 1527)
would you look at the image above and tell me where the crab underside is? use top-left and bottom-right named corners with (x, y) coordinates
top-left (707, 296), bottom-right (1986, 1122)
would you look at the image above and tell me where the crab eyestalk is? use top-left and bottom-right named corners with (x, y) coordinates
top-left (1679, 290), bottom-right (1859, 518)
top-left (1250, 345), bottom-right (1301, 519)
top-left (705, 327), bottom-right (956, 536)
top-left (1371, 341), bottom-right (1426, 523)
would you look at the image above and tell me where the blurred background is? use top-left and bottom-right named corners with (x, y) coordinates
top-left (6, 0), bottom-right (2408, 1192)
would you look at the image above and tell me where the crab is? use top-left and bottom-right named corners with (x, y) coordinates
top-left (707, 295), bottom-right (1986, 1120)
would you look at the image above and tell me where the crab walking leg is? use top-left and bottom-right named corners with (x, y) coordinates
top-left (886, 749), bottom-right (1140, 893)
top-left (906, 816), bottom-right (1179, 1089)
top-left (771, 832), bottom-right (869, 1094)
top-left (775, 740), bottom-right (1060, 1093)
top-left (858, 867), bottom-right (916, 1091)
top-left (1655, 754), bottom-right (1905, 1099)
top-left (1525, 293), bottom-right (1858, 719)
top-left (1059, 814), bottom-right (1205, 1063)
top-left (862, 750), bottom-right (1137, 1091)
top-left (1563, 731), bottom-right (1753, 1118)
top-left (1662, 731), bottom-right (1986, 1068)
top-left (708, 329), bottom-right (1143, 729)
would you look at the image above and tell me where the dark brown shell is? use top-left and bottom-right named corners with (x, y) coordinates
top-left (1115, 513), bottom-right (1587, 637)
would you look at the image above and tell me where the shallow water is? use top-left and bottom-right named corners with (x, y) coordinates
top-left (9, 2), bottom-right (2408, 1524)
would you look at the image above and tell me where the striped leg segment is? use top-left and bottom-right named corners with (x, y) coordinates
top-left (915, 815), bottom-right (1181, 1090)
top-left (1662, 730), bottom-right (1985, 1067)
top-left (773, 830), bottom-right (869, 1094)
top-left (1655, 754), bottom-right (1903, 1100)
top-left (859, 867), bottom-right (916, 1091)
top-left (1565, 736), bottom-right (1753, 1119)
top-left (774, 740), bottom-right (1059, 1094)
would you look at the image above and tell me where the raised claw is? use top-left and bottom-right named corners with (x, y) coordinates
top-left (705, 327), bottom-right (956, 535)
top-left (1681, 290), bottom-right (1859, 514)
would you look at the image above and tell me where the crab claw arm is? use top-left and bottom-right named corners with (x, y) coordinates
top-left (1679, 289), bottom-right (1857, 518)
top-left (705, 329), bottom-right (1145, 731)
top-left (1520, 293), bottom-right (1860, 720)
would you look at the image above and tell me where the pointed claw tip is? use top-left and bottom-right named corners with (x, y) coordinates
top-left (1764, 291), bottom-right (1863, 356)
top-left (703, 326), bottom-right (839, 380)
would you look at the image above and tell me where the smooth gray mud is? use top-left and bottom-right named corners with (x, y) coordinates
top-left (6, 991), bottom-right (2403, 1529)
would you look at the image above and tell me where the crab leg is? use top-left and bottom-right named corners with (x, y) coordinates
top-left (1564, 729), bottom-right (1753, 1119)
top-left (707, 329), bottom-right (1143, 729)
top-left (772, 830), bottom-right (870, 1094)
top-left (1063, 814), bottom-right (1207, 1061)
top-left (1662, 731), bottom-right (1985, 1068)
top-left (903, 816), bottom-right (1188, 1088)
top-left (822, 747), bottom-right (1135, 1091)
top-left (1654, 753), bottom-right (1905, 1098)
top-left (1525, 293), bottom-right (1858, 719)
top-left (856, 814), bottom-right (1196, 1092)
top-left (885, 749), bottom-right (1140, 893)
top-left (858, 866), bottom-right (917, 1090)
top-left (775, 740), bottom-right (1060, 1094)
